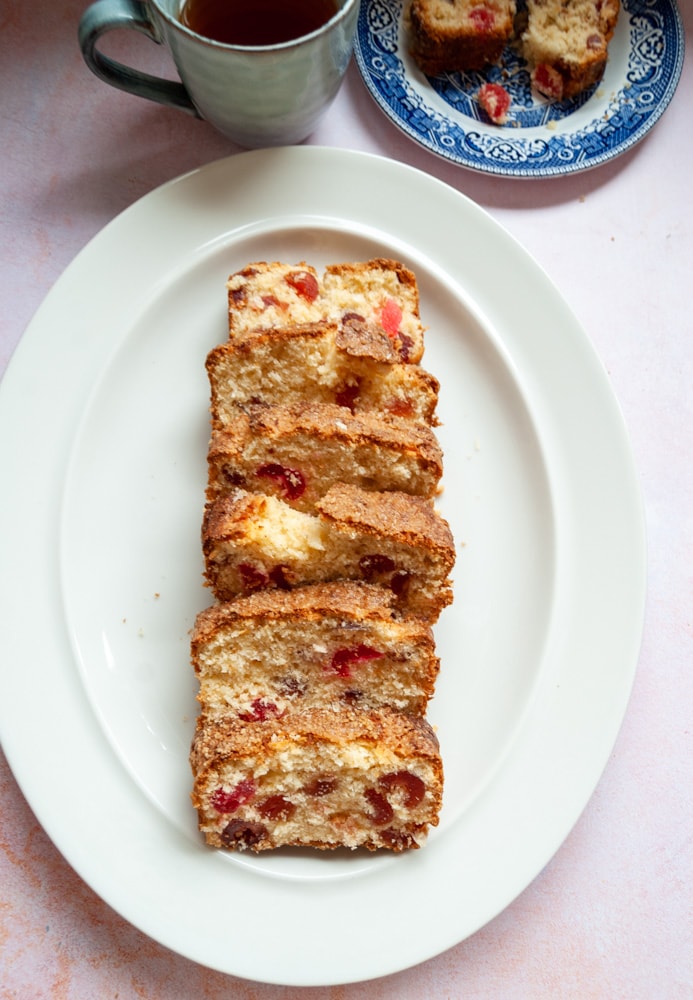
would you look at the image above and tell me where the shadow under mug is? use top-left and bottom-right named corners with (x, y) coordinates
top-left (78, 0), bottom-right (360, 147)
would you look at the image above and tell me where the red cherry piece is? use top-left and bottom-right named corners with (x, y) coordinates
top-left (268, 565), bottom-right (292, 590)
top-left (379, 771), bottom-right (426, 808)
top-left (378, 828), bottom-right (412, 850)
top-left (341, 310), bottom-right (366, 325)
top-left (303, 777), bottom-right (338, 797)
top-left (238, 698), bottom-right (282, 722)
top-left (532, 64), bottom-right (564, 100)
top-left (220, 819), bottom-right (266, 847)
top-left (326, 644), bottom-right (383, 678)
top-left (340, 689), bottom-right (363, 705)
top-left (478, 82), bottom-right (511, 125)
top-left (260, 294), bottom-right (289, 313)
top-left (390, 569), bottom-right (411, 599)
top-left (211, 778), bottom-right (256, 814)
top-left (398, 332), bottom-right (414, 361)
top-left (255, 462), bottom-right (306, 500)
top-left (469, 5), bottom-right (496, 31)
top-left (359, 553), bottom-right (396, 581)
top-left (238, 563), bottom-right (269, 593)
top-left (379, 297), bottom-right (403, 337)
top-left (285, 270), bottom-right (319, 302)
top-left (257, 795), bottom-right (296, 821)
top-left (276, 675), bottom-right (307, 698)
top-left (335, 378), bottom-right (361, 411)
top-left (387, 397), bottom-right (414, 418)
top-left (364, 789), bottom-right (394, 826)
top-left (221, 466), bottom-right (246, 487)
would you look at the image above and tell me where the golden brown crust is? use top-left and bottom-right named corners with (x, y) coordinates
top-left (192, 580), bottom-right (398, 641)
top-left (201, 490), bottom-right (266, 553)
top-left (325, 258), bottom-right (419, 290)
top-left (212, 402), bottom-right (442, 463)
top-left (316, 484), bottom-right (455, 559)
top-left (229, 320), bottom-right (330, 355)
top-left (190, 706), bottom-right (441, 778)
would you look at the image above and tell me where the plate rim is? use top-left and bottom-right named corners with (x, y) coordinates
top-left (0, 146), bottom-right (647, 985)
top-left (354, 0), bottom-right (685, 177)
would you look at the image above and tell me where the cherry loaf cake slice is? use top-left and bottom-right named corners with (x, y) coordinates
top-left (227, 258), bottom-right (426, 363)
top-left (192, 582), bottom-right (440, 719)
top-left (190, 705), bottom-right (443, 851)
top-left (202, 483), bottom-right (455, 622)
top-left (206, 401), bottom-right (443, 512)
top-left (409, 0), bottom-right (517, 74)
top-left (206, 322), bottom-right (440, 428)
top-left (521, 0), bottom-right (620, 100)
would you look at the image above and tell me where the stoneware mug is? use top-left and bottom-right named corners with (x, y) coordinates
top-left (78, 0), bottom-right (360, 147)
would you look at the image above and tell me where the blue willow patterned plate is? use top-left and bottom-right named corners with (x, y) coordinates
top-left (354, 0), bottom-right (684, 176)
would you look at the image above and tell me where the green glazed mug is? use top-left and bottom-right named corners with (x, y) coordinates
top-left (78, 0), bottom-right (360, 147)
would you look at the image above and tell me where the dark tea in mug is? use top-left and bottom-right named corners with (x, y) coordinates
top-left (180, 0), bottom-right (340, 46)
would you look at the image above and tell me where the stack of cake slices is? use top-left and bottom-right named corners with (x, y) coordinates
top-left (189, 258), bottom-right (456, 852)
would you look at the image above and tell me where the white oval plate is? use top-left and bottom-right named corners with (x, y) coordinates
top-left (0, 147), bottom-right (645, 986)
top-left (355, 0), bottom-right (684, 176)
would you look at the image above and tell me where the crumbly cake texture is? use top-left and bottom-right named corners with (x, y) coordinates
top-left (409, 0), bottom-right (620, 101)
top-left (521, 0), bottom-right (620, 100)
top-left (190, 258), bottom-right (454, 853)
top-left (192, 582), bottom-right (440, 717)
top-left (205, 401), bottom-right (444, 511)
top-left (190, 706), bottom-right (444, 851)
top-left (226, 258), bottom-right (425, 363)
top-left (206, 323), bottom-right (440, 427)
top-left (410, 0), bottom-right (517, 75)
top-left (201, 484), bottom-right (455, 621)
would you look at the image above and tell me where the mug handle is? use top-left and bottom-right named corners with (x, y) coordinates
top-left (78, 0), bottom-right (201, 116)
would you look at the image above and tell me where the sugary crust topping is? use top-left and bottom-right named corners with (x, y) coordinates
top-left (201, 490), bottom-right (267, 550)
top-left (316, 484), bottom-right (455, 559)
top-left (324, 258), bottom-right (419, 295)
top-left (192, 581), bottom-right (399, 638)
top-left (208, 402), bottom-right (443, 469)
top-left (189, 706), bottom-right (442, 777)
top-left (228, 321), bottom-right (332, 356)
